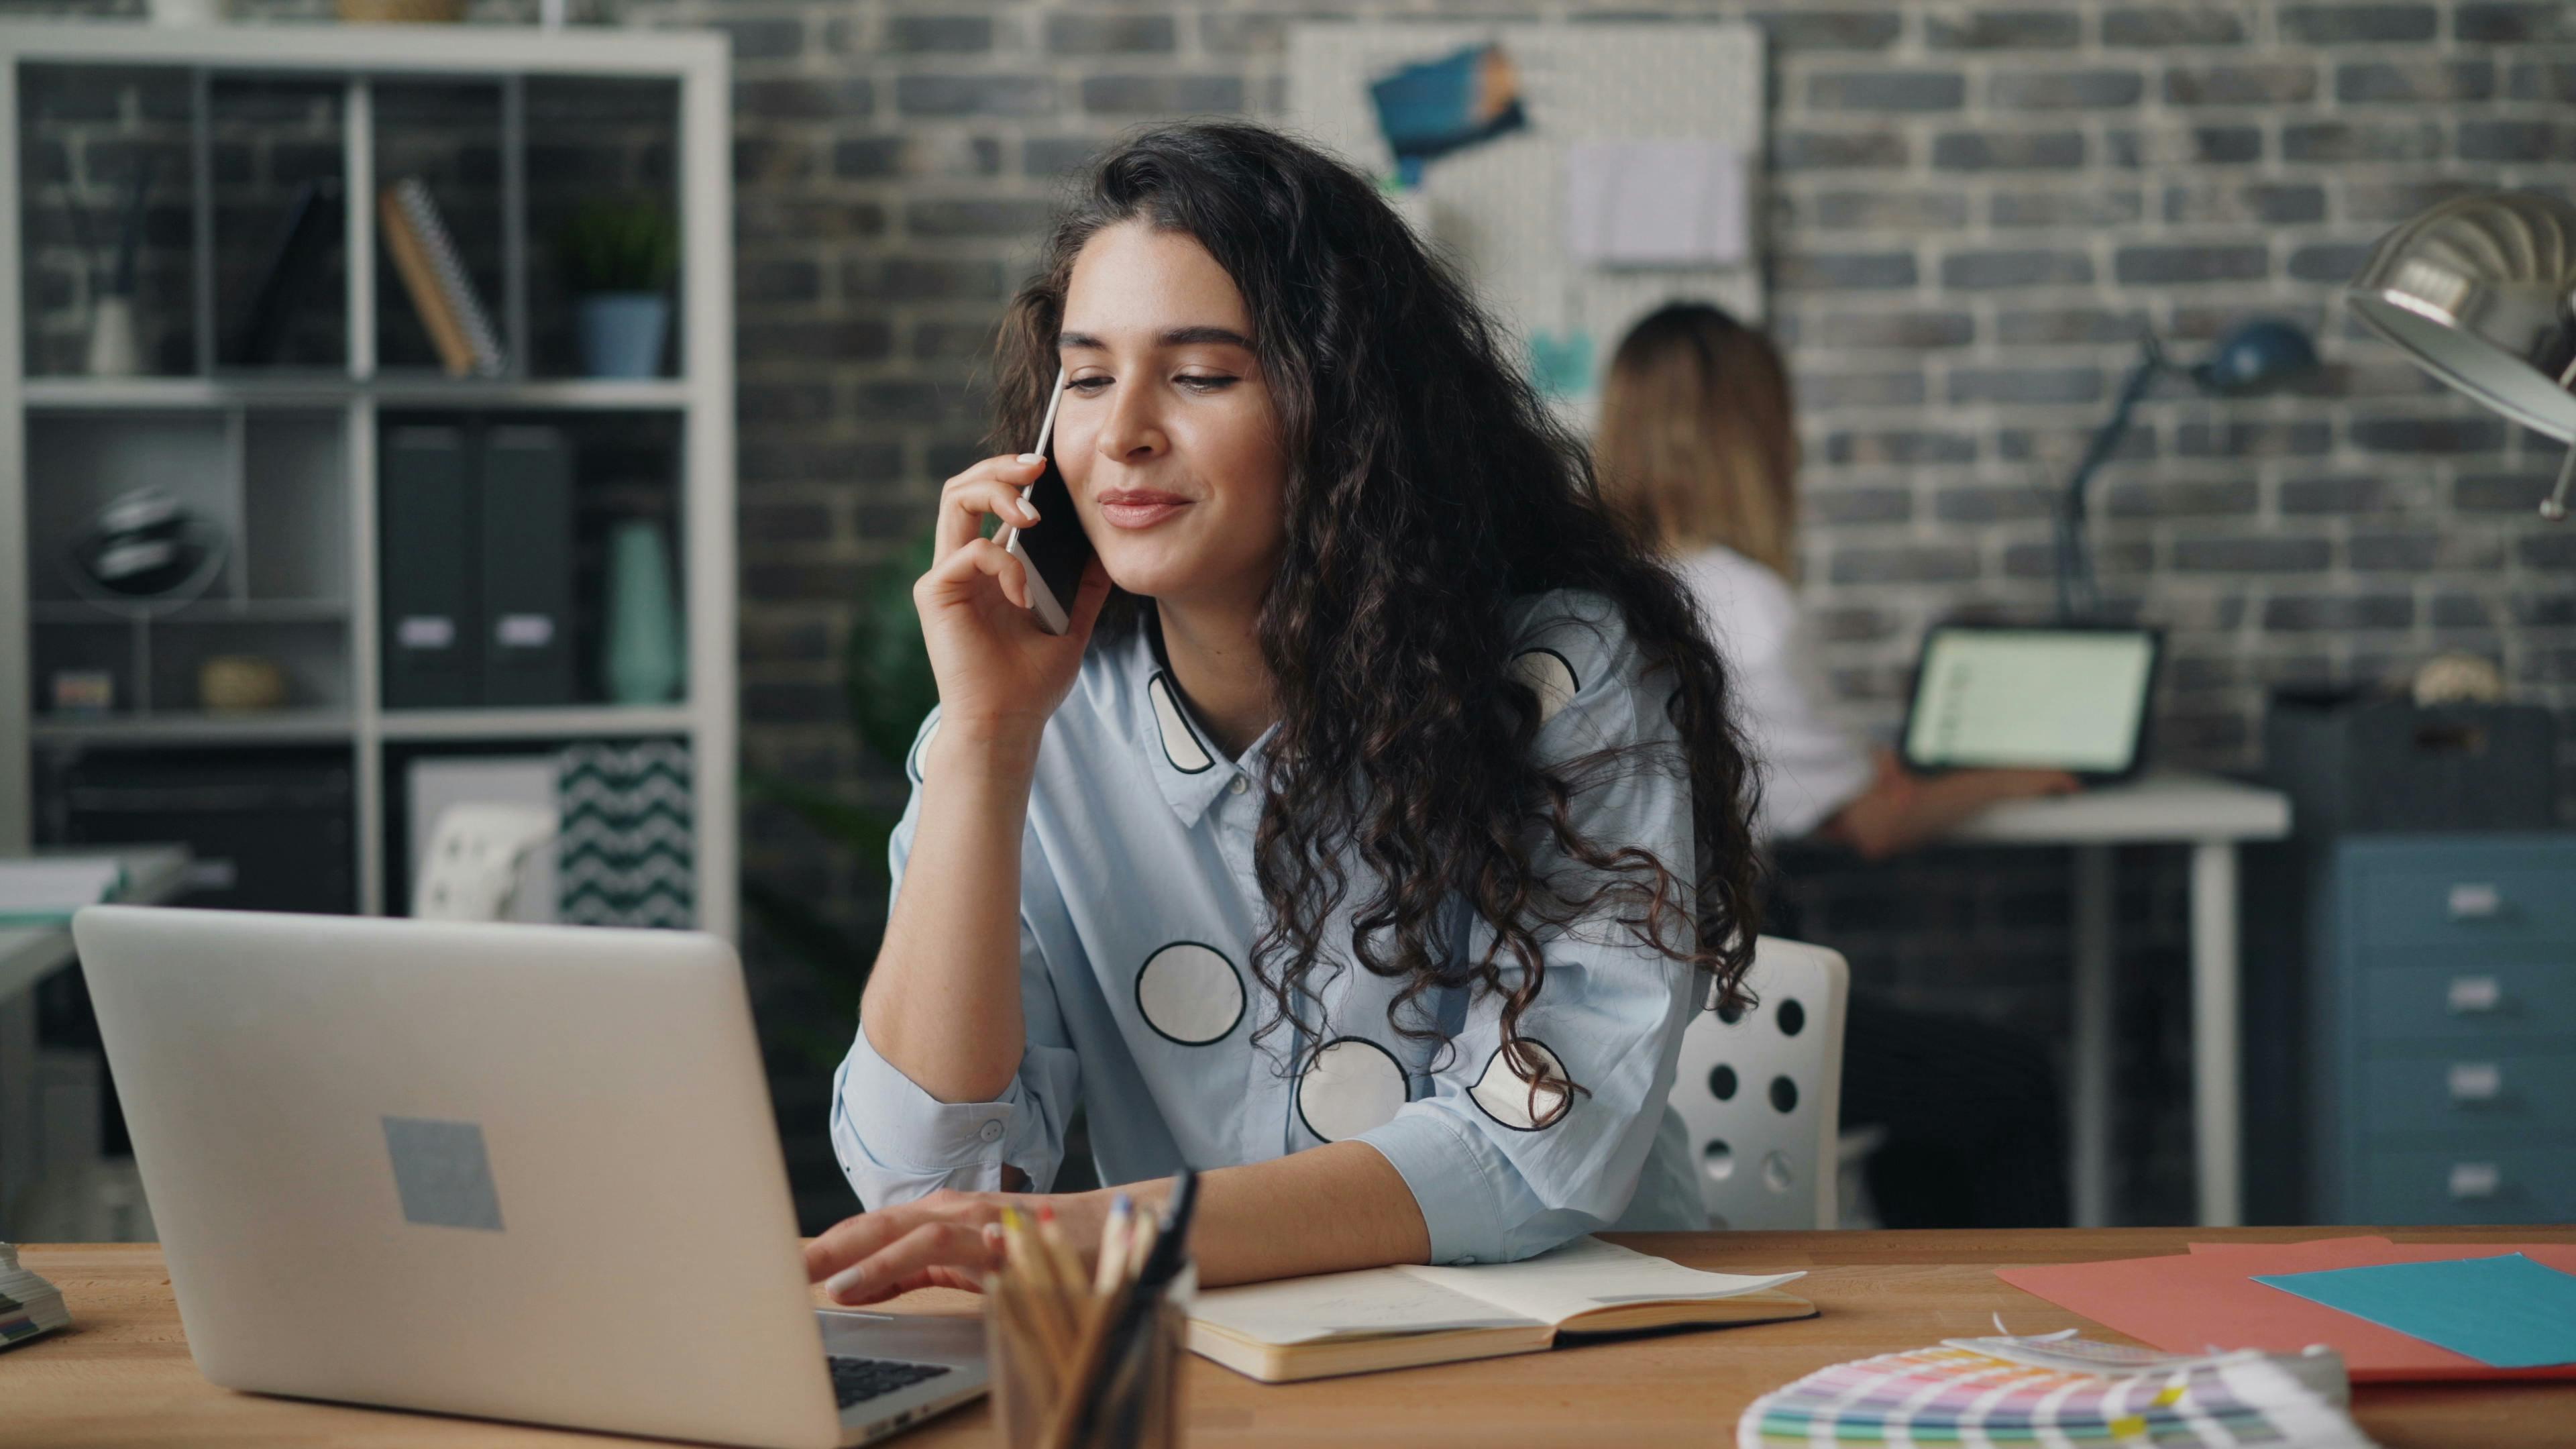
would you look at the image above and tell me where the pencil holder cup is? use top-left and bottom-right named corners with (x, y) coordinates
top-left (986, 1295), bottom-right (1185, 1449)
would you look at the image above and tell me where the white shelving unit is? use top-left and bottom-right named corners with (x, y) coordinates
top-left (0, 19), bottom-right (737, 936)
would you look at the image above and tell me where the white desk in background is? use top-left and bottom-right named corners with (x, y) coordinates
top-left (0, 846), bottom-right (192, 1224)
top-left (1942, 769), bottom-right (2290, 1229)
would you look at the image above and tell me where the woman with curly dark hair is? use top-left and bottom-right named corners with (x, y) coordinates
top-left (806, 121), bottom-right (1766, 1301)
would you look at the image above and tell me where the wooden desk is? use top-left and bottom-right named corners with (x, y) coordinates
top-left (9, 1228), bottom-right (2569, 1448)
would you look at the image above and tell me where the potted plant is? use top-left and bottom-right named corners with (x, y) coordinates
top-left (556, 195), bottom-right (678, 379)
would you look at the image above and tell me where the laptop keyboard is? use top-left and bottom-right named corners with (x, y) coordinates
top-left (827, 1355), bottom-right (953, 1409)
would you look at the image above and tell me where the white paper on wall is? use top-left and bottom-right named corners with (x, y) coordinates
top-left (1565, 142), bottom-right (1747, 268)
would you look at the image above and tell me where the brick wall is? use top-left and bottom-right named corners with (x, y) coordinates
top-left (21, 0), bottom-right (2576, 1226)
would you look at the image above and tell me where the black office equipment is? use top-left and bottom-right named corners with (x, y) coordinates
top-left (478, 425), bottom-right (577, 706)
top-left (227, 178), bottom-right (343, 367)
top-left (378, 425), bottom-right (479, 709)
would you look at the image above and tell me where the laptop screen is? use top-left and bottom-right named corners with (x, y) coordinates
top-left (1901, 627), bottom-right (2159, 775)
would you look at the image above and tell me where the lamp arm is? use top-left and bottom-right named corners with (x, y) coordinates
top-left (2056, 341), bottom-right (2167, 622)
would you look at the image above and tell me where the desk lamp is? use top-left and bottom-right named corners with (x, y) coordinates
top-left (2055, 318), bottom-right (2320, 621)
top-left (2346, 189), bottom-right (2576, 521)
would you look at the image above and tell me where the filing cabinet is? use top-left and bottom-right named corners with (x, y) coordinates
top-left (2316, 835), bottom-right (2576, 1224)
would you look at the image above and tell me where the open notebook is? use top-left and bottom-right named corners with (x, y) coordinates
top-left (1188, 1236), bottom-right (1813, 1382)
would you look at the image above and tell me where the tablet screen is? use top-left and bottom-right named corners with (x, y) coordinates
top-left (1902, 628), bottom-right (2157, 774)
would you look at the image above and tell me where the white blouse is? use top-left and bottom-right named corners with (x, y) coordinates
top-left (1673, 545), bottom-right (1874, 843)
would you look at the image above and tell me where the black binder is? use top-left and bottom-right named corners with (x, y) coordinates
top-left (379, 425), bottom-right (478, 708)
top-left (478, 425), bottom-right (577, 706)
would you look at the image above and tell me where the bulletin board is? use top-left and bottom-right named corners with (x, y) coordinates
top-left (1285, 22), bottom-right (1767, 423)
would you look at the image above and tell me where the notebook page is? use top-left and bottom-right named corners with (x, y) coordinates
top-left (1395, 1236), bottom-right (1804, 1328)
top-left (1189, 1265), bottom-right (1536, 1346)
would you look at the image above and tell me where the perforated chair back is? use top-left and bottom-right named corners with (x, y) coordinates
top-left (1668, 935), bottom-right (1850, 1230)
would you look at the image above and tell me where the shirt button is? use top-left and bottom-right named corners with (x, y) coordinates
top-left (977, 1120), bottom-right (1004, 1144)
top-left (1455, 1256), bottom-right (1478, 1266)
top-left (1229, 775), bottom-right (1248, 796)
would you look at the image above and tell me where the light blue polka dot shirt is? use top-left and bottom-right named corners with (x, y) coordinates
top-left (830, 590), bottom-right (1709, 1265)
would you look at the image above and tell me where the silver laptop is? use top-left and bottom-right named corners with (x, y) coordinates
top-left (72, 905), bottom-right (987, 1449)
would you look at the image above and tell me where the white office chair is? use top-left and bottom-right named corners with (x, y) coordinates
top-left (1668, 935), bottom-right (1851, 1230)
top-left (413, 804), bottom-right (556, 921)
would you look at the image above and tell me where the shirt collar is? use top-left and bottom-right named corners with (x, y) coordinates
top-left (1124, 627), bottom-right (1270, 827)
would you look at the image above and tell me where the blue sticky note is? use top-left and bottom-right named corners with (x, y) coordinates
top-left (2255, 1254), bottom-right (2576, 1369)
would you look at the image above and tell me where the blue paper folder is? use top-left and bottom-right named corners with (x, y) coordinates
top-left (2255, 1253), bottom-right (2576, 1370)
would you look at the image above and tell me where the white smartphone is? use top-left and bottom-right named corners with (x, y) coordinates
top-left (996, 366), bottom-right (1095, 635)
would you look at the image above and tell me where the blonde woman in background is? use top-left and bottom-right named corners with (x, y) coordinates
top-left (1598, 302), bottom-right (2074, 1228)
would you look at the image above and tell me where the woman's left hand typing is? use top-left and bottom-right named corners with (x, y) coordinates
top-left (804, 1188), bottom-right (1105, 1306)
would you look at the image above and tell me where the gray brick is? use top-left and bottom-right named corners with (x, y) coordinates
top-left (712, 15), bottom-right (806, 60)
top-left (1815, 309), bottom-right (1976, 349)
top-left (2351, 531), bottom-right (2477, 571)
top-left (2174, 536), bottom-right (2331, 572)
top-left (906, 197), bottom-right (1055, 239)
top-left (1805, 70), bottom-right (1968, 113)
top-left (2288, 241), bottom-right (2377, 282)
top-left (737, 77), bottom-right (875, 121)
top-left (2455, 470), bottom-right (2560, 511)
top-left (1749, 9), bottom-right (1904, 51)
top-left (1997, 307), bottom-right (2149, 344)
top-left (2177, 421), bottom-right (2332, 458)
top-left (897, 74), bottom-right (1055, 118)
top-left (1829, 543), bottom-right (1980, 584)
top-left (1024, 138), bottom-right (1106, 178)
top-left (2161, 181), bottom-right (2325, 225)
top-left (845, 257), bottom-right (1010, 303)
top-left (1797, 369), bottom-right (1932, 410)
top-left (2103, 7), bottom-right (2250, 44)
top-left (1806, 485), bottom-right (1915, 525)
top-left (1933, 129), bottom-right (2085, 170)
top-left (2114, 244), bottom-right (2267, 285)
top-left (740, 382), bottom-right (836, 425)
top-left (1824, 429), bottom-right (1980, 465)
top-left (736, 258), bottom-right (822, 307)
top-left (2105, 479), bottom-right (2258, 517)
top-left (740, 319), bottom-right (894, 364)
top-left (2508, 61), bottom-right (2576, 103)
top-left (1949, 366), bottom-right (2106, 405)
top-left (2337, 60), bottom-right (2496, 103)
top-left (912, 320), bottom-right (1000, 362)
top-left (1925, 10), bottom-right (2083, 48)
top-left (1200, 13), bottom-right (1289, 58)
top-left (1941, 248), bottom-right (2094, 289)
top-left (1934, 485), bottom-right (2054, 523)
top-left (740, 441), bottom-right (904, 490)
top-left (1081, 74), bottom-right (1245, 115)
top-left (885, 13), bottom-right (992, 54)
top-left (1803, 189), bottom-right (1972, 230)
top-left (2351, 416), bottom-right (2508, 453)
top-left (1774, 250), bottom-right (1919, 290)
top-left (2459, 121), bottom-right (2576, 163)
top-left (1771, 129), bottom-right (1911, 170)
top-left (2261, 594), bottom-right (2414, 631)
top-left (741, 503), bottom-right (837, 548)
top-left (2000, 427), bottom-right (2157, 463)
top-left (1992, 67), bottom-right (2147, 110)
top-left (2106, 125), bottom-right (2263, 166)
top-left (1991, 188), bottom-right (2143, 227)
top-left (2282, 121), bottom-right (2444, 163)
top-left (2282, 4), bottom-right (2439, 42)
top-left (2162, 64), bottom-right (2318, 106)
top-left (2281, 475), bottom-right (2402, 514)
top-left (1045, 13), bottom-right (1178, 55)
top-left (2459, 3), bottom-right (2576, 41)
top-left (2343, 178), bottom-right (2489, 224)
top-left (831, 134), bottom-right (1001, 181)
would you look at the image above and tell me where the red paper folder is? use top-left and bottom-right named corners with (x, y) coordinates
top-left (1997, 1238), bottom-right (2576, 1383)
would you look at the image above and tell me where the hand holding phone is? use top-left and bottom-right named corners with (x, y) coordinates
top-left (997, 367), bottom-right (1098, 635)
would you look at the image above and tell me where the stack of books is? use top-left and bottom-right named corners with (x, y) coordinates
top-left (1, 1243), bottom-right (70, 1348)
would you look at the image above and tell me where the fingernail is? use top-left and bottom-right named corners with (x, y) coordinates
top-left (823, 1263), bottom-right (869, 1301)
top-left (1019, 502), bottom-right (1040, 523)
top-left (1017, 453), bottom-right (1044, 465)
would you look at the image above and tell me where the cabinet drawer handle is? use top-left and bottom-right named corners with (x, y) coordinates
top-left (2447, 977), bottom-right (2502, 1014)
top-left (2449, 1163), bottom-right (2501, 1199)
top-left (2447, 1063), bottom-right (2502, 1102)
top-left (2447, 883), bottom-right (2502, 919)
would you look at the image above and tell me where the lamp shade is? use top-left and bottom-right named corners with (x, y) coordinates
top-left (2192, 318), bottom-right (2318, 396)
top-left (2346, 189), bottom-right (2576, 443)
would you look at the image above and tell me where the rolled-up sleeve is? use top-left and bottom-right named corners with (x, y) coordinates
top-left (828, 708), bottom-right (1085, 1205)
top-left (1356, 604), bottom-right (1700, 1265)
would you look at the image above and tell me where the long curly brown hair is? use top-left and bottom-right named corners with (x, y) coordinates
top-left (986, 122), bottom-right (1765, 1100)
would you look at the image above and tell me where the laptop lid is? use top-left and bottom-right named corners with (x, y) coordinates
top-left (1898, 624), bottom-right (2163, 780)
top-left (72, 906), bottom-right (846, 1449)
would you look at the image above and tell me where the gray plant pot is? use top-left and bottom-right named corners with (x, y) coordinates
top-left (574, 292), bottom-right (670, 379)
